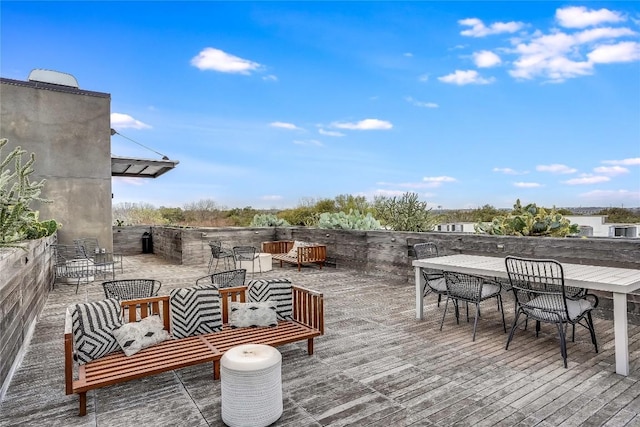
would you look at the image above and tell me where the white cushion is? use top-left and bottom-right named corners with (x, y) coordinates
top-left (112, 314), bottom-right (171, 356)
top-left (229, 302), bottom-right (278, 328)
top-left (286, 241), bottom-right (309, 257)
top-left (481, 283), bottom-right (501, 298)
top-left (427, 276), bottom-right (447, 292)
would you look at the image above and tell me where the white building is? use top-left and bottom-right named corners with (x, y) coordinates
top-left (565, 216), bottom-right (639, 238)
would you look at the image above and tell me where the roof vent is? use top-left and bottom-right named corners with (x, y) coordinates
top-left (28, 69), bottom-right (79, 88)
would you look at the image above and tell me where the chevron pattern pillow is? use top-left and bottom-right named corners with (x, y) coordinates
top-left (71, 298), bottom-right (122, 364)
top-left (112, 314), bottom-right (172, 356)
top-left (169, 285), bottom-right (222, 339)
top-left (247, 278), bottom-right (293, 320)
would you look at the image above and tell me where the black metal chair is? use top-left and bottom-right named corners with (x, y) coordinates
top-left (233, 246), bottom-right (261, 278)
top-left (414, 242), bottom-right (446, 307)
top-left (74, 237), bottom-right (116, 279)
top-left (195, 269), bottom-right (246, 288)
top-left (53, 244), bottom-right (95, 294)
top-left (440, 271), bottom-right (507, 341)
top-left (505, 256), bottom-right (598, 368)
top-left (207, 241), bottom-right (234, 274)
top-left (102, 279), bottom-right (162, 300)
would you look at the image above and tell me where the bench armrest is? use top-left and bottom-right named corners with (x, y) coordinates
top-left (292, 285), bottom-right (324, 334)
top-left (64, 307), bottom-right (74, 395)
top-left (262, 241), bottom-right (293, 255)
top-left (297, 245), bottom-right (326, 263)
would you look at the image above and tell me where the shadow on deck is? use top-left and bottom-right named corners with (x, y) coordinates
top-left (2, 254), bottom-right (640, 426)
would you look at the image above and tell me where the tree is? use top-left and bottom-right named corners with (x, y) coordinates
top-left (373, 192), bottom-right (437, 232)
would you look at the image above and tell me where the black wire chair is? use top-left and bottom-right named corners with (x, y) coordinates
top-left (414, 242), bottom-right (446, 307)
top-left (505, 256), bottom-right (598, 368)
top-left (207, 241), bottom-right (234, 274)
top-left (53, 244), bottom-right (95, 294)
top-left (440, 271), bottom-right (507, 341)
top-left (102, 279), bottom-right (162, 300)
top-left (195, 269), bottom-right (246, 288)
top-left (233, 246), bottom-right (261, 278)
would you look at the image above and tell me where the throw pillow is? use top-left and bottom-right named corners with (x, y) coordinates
top-left (112, 314), bottom-right (172, 356)
top-left (229, 301), bottom-right (278, 328)
top-left (170, 285), bottom-right (222, 339)
top-left (247, 278), bottom-right (293, 320)
top-left (285, 241), bottom-right (309, 258)
top-left (71, 298), bottom-right (122, 364)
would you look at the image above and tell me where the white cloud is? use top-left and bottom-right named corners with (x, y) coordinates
top-left (536, 164), bottom-right (577, 174)
top-left (473, 50), bottom-right (502, 68)
top-left (556, 6), bottom-right (625, 29)
top-left (404, 52), bottom-right (413, 57)
top-left (373, 189), bottom-right (408, 197)
top-left (418, 74), bottom-right (429, 82)
top-left (318, 128), bottom-right (345, 137)
top-left (261, 195), bottom-right (283, 201)
top-left (579, 189), bottom-right (640, 202)
top-left (493, 167), bottom-right (527, 175)
top-left (514, 182), bottom-right (542, 188)
top-left (190, 47), bottom-right (262, 74)
top-left (459, 18), bottom-right (524, 37)
top-left (270, 121), bottom-right (300, 130)
top-left (422, 176), bottom-right (456, 188)
top-left (377, 181), bottom-right (443, 189)
top-left (563, 175), bottom-right (610, 185)
top-left (575, 27), bottom-right (637, 44)
top-left (331, 119), bottom-right (393, 130)
top-left (438, 70), bottom-right (495, 85)
top-left (262, 74), bottom-right (278, 82)
top-left (110, 113), bottom-right (151, 130)
top-left (293, 139), bottom-right (323, 147)
top-left (593, 166), bottom-right (629, 175)
top-left (588, 41), bottom-right (640, 63)
top-left (405, 96), bottom-right (439, 108)
top-left (602, 157), bottom-right (640, 166)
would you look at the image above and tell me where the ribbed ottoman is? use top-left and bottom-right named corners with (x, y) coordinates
top-left (221, 344), bottom-right (283, 427)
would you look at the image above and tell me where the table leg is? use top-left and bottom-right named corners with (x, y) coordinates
top-left (415, 267), bottom-right (423, 320)
top-left (613, 292), bottom-right (629, 376)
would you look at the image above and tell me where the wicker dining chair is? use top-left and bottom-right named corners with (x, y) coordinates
top-left (440, 271), bottom-right (507, 341)
top-left (195, 269), bottom-right (247, 288)
top-left (233, 246), bottom-right (261, 278)
top-left (102, 279), bottom-right (162, 300)
top-left (505, 256), bottom-right (598, 368)
top-left (414, 242), bottom-right (446, 307)
top-left (208, 241), bottom-right (234, 274)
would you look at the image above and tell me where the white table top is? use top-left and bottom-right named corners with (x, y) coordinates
top-left (413, 254), bottom-right (640, 294)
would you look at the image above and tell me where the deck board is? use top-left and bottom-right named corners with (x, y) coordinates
top-left (1, 254), bottom-right (640, 426)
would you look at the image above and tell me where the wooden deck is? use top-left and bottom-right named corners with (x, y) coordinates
top-left (2, 254), bottom-right (640, 426)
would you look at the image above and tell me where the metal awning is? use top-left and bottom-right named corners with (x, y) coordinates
top-left (111, 156), bottom-right (179, 178)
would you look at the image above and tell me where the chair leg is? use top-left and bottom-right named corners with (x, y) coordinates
top-left (535, 320), bottom-right (541, 337)
top-left (556, 323), bottom-right (568, 368)
top-left (586, 312), bottom-right (598, 353)
top-left (440, 298), bottom-right (450, 331)
top-left (472, 303), bottom-right (480, 341)
top-left (505, 310), bottom-right (523, 350)
top-left (498, 294), bottom-right (506, 333)
top-left (437, 294), bottom-right (442, 307)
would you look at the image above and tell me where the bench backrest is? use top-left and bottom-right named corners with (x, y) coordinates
top-left (262, 240), bottom-right (293, 255)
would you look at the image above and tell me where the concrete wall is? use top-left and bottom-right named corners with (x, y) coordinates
top-left (0, 236), bottom-right (55, 400)
top-left (0, 78), bottom-right (113, 251)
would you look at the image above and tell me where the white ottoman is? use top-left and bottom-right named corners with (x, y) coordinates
top-left (221, 344), bottom-right (283, 427)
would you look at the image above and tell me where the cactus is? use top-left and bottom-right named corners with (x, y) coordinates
top-left (250, 213), bottom-right (290, 227)
top-left (317, 209), bottom-right (382, 230)
top-left (474, 199), bottom-right (579, 237)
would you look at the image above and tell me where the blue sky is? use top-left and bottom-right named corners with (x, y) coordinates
top-left (2, 1), bottom-right (639, 210)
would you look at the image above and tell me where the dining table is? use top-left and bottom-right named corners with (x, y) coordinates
top-left (413, 254), bottom-right (640, 376)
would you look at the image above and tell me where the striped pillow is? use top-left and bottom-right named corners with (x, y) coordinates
top-left (247, 278), bottom-right (293, 321)
top-left (169, 285), bottom-right (222, 339)
top-left (71, 298), bottom-right (122, 364)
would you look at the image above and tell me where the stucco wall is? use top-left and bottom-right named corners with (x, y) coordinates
top-left (0, 236), bottom-right (55, 400)
top-left (0, 78), bottom-right (113, 251)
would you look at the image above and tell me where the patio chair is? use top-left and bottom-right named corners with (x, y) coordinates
top-left (233, 246), bottom-right (261, 278)
top-left (440, 271), bottom-right (507, 341)
top-left (74, 237), bottom-right (116, 279)
top-left (505, 256), bottom-right (598, 368)
top-left (414, 242), bottom-right (446, 307)
top-left (195, 269), bottom-right (246, 288)
top-left (208, 241), bottom-right (234, 274)
top-left (53, 244), bottom-right (95, 294)
top-left (102, 279), bottom-right (162, 300)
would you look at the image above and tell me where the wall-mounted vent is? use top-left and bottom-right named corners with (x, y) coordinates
top-left (28, 69), bottom-right (79, 88)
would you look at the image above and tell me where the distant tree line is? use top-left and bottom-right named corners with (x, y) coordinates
top-left (112, 194), bottom-right (640, 232)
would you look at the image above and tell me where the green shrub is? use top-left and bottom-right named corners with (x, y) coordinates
top-left (317, 210), bottom-right (382, 230)
top-left (250, 213), bottom-right (290, 227)
top-left (373, 192), bottom-right (437, 232)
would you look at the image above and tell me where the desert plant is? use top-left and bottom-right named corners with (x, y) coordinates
top-left (317, 209), bottom-right (382, 230)
top-left (0, 138), bottom-right (57, 247)
top-left (474, 199), bottom-right (580, 237)
top-left (373, 192), bottom-right (437, 232)
top-left (250, 213), bottom-right (290, 227)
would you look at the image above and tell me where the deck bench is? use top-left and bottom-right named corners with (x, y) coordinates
top-left (262, 240), bottom-right (327, 271)
top-left (65, 284), bottom-right (324, 416)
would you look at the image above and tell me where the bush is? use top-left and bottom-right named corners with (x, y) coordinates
top-left (373, 192), bottom-right (437, 232)
top-left (317, 210), bottom-right (382, 230)
top-left (250, 214), bottom-right (290, 227)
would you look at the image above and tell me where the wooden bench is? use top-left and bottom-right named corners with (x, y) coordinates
top-left (262, 241), bottom-right (327, 271)
top-left (65, 285), bottom-right (324, 416)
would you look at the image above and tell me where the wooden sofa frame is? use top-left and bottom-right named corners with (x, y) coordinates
top-left (64, 285), bottom-right (324, 416)
top-left (262, 241), bottom-right (327, 271)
